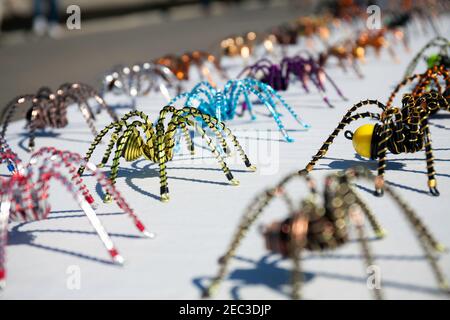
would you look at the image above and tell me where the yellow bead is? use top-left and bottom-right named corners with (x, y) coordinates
top-left (231, 179), bottom-right (240, 186)
top-left (352, 124), bottom-right (375, 159)
top-left (160, 194), bottom-right (170, 202)
top-left (103, 194), bottom-right (113, 203)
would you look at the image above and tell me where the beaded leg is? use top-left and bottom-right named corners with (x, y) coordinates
top-left (0, 197), bottom-right (10, 289)
top-left (202, 189), bottom-right (276, 298)
top-left (104, 128), bottom-right (134, 203)
top-left (241, 89), bottom-right (257, 120)
top-left (302, 101), bottom-right (386, 173)
top-left (99, 125), bottom-right (123, 168)
top-left (155, 122), bottom-right (169, 202)
top-left (323, 70), bottom-right (348, 101)
top-left (78, 102), bottom-right (99, 137)
top-left (350, 189), bottom-right (386, 238)
top-left (290, 243), bottom-right (304, 300)
top-left (246, 85), bottom-right (294, 142)
top-left (374, 123), bottom-right (391, 197)
top-left (193, 122), bottom-right (239, 185)
top-left (78, 122), bottom-right (119, 175)
top-left (180, 122), bottom-right (195, 155)
top-left (192, 111), bottom-right (255, 171)
top-left (349, 205), bottom-right (383, 300)
top-left (423, 124), bottom-right (439, 196)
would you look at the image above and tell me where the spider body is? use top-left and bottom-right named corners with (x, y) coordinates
top-left (156, 51), bottom-right (226, 85)
top-left (0, 83), bottom-right (118, 152)
top-left (0, 141), bottom-right (152, 289)
top-left (78, 107), bottom-right (256, 202)
top-left (101, 62), bottom-right (181, 109)
top-left (169, 79), bottom-right (310, 143)
top-left (238, 56), bottom-right (347, 108)
top-left (302, 87), bottom-right (449, 197)
top-left (203, 166), bottom-right (448, 300)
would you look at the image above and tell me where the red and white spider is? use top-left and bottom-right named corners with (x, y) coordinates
top-left (0, 139), bottom-right (153, 289)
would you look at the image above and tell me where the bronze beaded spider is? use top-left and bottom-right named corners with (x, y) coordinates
top-left (301, 89), bottom-right (449, 197)
top-left (78, 107), bottom-right (256, 202)
top-left (202, 166), bottom-right (448, 299)
top-left (0, 83), bottom-right (118, 152)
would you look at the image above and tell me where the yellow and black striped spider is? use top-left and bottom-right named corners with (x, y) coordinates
top-left (300, 90), bottom-right (449, 197)
top-left (78, 107), bottom-right (256, 202)
top-left (203, 166), bottom-right (448, 300)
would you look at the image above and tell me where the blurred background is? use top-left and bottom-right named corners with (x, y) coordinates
top-left (0, 0), bottom-right (315, 105)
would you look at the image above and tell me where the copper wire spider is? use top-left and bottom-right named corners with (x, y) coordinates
top-left (0, 83), bottom-right (118, 152)
top-left (202, 166), bottom-right (448, 299)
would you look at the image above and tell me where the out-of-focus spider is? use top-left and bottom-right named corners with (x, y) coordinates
top-left (403, 36), bottom-right (449, 79)
top-left (78, 107), bottom-right (256, 202)
top-left (101, 62), bottom-right (182, 109)
top-left (238, 56), bottom-right (348, 108)
top-left (169, 79), bottom-right (310, 142)
top-left (0, 140), bottom-right (153, 289)
top-left (318, 40), bottom-right (365, 78)
top-left (220, 32), bottom-right (258, 58)
top-left (301, 88), bottom-right (449, 196)
top-left (0, 83), bottom-right (118, 152)
top-left (387, 66), bottom-right (449, 111)
top-left (202, 166), bottom-right (448, 299)
top-left (155, 51), bottom-right (227, 86)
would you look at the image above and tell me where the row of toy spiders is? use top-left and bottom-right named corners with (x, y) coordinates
top-left (101, 51), bottom-right (227, 109)
top-left (301, 65), bottom-right (449, 197)
top-left (202, 166), bottom-right (448, 299)
top-left (0, 137), bottom-right (153, 289)
top-left (238, 55), bottom-right (348, 108)
top-left (77, 106), bottom-right (256, 202)
top-left (0, 82), bottom-right (118, 152)
top-left (168, 78), bottom-right (310, 143)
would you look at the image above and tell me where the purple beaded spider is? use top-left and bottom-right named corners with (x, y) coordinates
top-left (169, 78), bottom-right (310, 143)
top-left (238, 57), bottom-right (348, 108)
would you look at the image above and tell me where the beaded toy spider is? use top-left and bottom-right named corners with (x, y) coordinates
top-left (101, 62), bottom-right (181, 109)
top-left (0, 140), bottom-right (153, 289)
top-left (155, 51), bottom-right (227, 85)
top-left (78, 107), bottom-right (256, 202)
top-left (301, 87), bottom-right (449, 196)
top-left (238, 56), bottom-right (348, 108)
top-left (403, 37), bottom-right (449, 79)
top-left (168, 78), bottom-right (310, 142)
top-left (0, 83), bottom-right (118, 152)
top-left (202, 166), bottom-right (448, 299)
top-left (386, 66), bottom-right (449, 112)
top-left (318, 40), bottom-right (365, 78)
top-left (220, 32), bottom-right (258, 58)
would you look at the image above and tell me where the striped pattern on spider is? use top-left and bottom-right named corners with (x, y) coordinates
top-left (301, 87), bottom-right (449, 196)
top-left (77, 106), bottom-right (256, 203)
top-left (0, 82), bottom-right (118, 152)
top-left (0, 141), bottom-right (153, 289)
top-left (202, 166), bottom-right (448, 300)
top-left (168, 78), bottom-right (310, 143)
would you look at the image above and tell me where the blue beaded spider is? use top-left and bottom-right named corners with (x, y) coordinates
top-left (168, 78), bottom-right (310, 142)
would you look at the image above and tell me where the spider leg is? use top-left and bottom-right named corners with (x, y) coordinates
top-left (78, 122), bottom-right (119, 175)
top-left (422, 122), bottom-right (439, 196)
top-left (104, 125), bottom-right (138, 203)
top-left (0, 95), bottom-right (35, 139)
top-left (349, 189), bottom-right (386, 238)
top-left (349, 204), bottom-right (383, 300)
top-left (290, 239), bottom-right (304, 300)
top-left (180, 121), bottom-right (195, 155)
top-left (191, 121), bottom-right (239, 185)
top-left (374, 121), bottom-right (393, 197)
top-left (302, 100), bottom-right (385, 173)
top-left (321, 69), bottom-right (348, 101)
top-left (156, 122), bottom-right (170, 202)
top-left (202, 188), bottom-right (277, 298)
top-left (187, 108), bottom-right (255, 170)
top-left (0, 195), bottom-right (11, 289)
